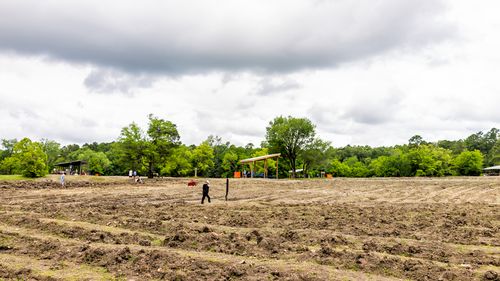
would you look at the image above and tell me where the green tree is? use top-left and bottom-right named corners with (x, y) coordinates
top-left (369, 149), bottom-right (411, 177)
top-left (0, 139), bottom-right (17, 161)
top-left (407, 145), bottom-right (452, 176)
top-left (191, 142), bottom-right (214, 177)
top-left (344, 156), bottom-right (370, 177)
top-left (265, 116), bottom-right (316, 178)
top-left (452, 150), bottom-right (483, 176)
top-left (57, 144), bottom-right (80, 163)
top-left (328, 159), bottom-right (351, 177)
top-left (222, 149), bottom-right (239, 177)
top-left (0, 157), bottom-right (20, 174)
top-left (205, 135), bottom-right (230, 177)
top-left (76, 149), bottom-right (111, 175)
top-left (11, 138), bottom-right (48, 178)
top-left (464, 128), bottom-right (498, 157)
top-left (300, 139), bottom-right (331, 176)
top-left (144, 114), bottom-right (180, 177)
top-left (161, 145), bottom-right (193, 176)
top-left (40, 139), bottom-right (61, 173)
top-left (116, 122), bottom-right (147, 174)
top-left (408, 135), bottom-right (426, 147)
top-left (0, 139), bottom-right (19, 174)
top-left (486, 139), bottom-right (500, 166)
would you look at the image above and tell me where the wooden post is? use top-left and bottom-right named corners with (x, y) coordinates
top-left (264, 159), bottom-right (268, 178)
top-left (276, 157), bottom-right (279, 179)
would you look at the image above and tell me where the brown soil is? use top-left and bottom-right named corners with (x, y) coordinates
top-left (0, 177), bottom-right (499, 280)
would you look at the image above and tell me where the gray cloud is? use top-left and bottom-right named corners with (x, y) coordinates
top-left (343, 91), bottom-right (404, 125)
top-left (8, 108), bottom-right (40, 120)
top-left (0, 0), bottom-right (453, 76)
top-left (254, 78), bottom-right (301, 96)
top-left (84, 68), bottom-right (154, 95)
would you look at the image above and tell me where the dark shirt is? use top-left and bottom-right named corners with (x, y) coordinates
top-left (202, 183), bottom-right (209, 194)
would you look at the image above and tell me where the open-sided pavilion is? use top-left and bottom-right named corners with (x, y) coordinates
top-left (483, 165), bottom-right (500, 176)
top-left (240, 153), bottom-right (281, 179)
top-left (55, 160), bottom-right (88, 175)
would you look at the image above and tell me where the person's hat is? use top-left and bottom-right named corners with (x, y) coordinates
top-left (206, 180), bottom-right (210, 184)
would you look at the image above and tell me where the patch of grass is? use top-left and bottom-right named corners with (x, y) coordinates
top-left (151, 238), bottom-right (163, 246)
top-left (89, 176), bottom-right (106, 182)
top-left (0, 175), bottom-right (38, 181)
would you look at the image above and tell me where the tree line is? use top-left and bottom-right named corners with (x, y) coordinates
top-left (0, 115), bottom-right (498, 178)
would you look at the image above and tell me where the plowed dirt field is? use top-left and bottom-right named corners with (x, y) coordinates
top-left (0, 177), bottom-right (499, 280)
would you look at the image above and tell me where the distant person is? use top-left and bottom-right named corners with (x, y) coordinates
top-left (133, 170), bottom-right (137, 178)
top-left (60, 172), bottom-right (65, 187)
top-left (129, 170), bottom-right (133, 178)
top-left (201, 180), bottom-right (211, 204)
top-left (135, 176), bottom-right (143, 184)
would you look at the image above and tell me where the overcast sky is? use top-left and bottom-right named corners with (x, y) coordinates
top-left (0, 0), bottom-right (499, 148)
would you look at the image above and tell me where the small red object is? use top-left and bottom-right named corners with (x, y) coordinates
top-left (187, 180), bottom-right (197, 187)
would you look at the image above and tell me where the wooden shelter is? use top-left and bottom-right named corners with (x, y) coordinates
top-left (55, 160), bottom-right (88, 175)
top-left (240, 153), bottom-right (281, 179)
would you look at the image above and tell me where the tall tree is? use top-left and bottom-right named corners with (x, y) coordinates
top-left (486, 139), bottom-right (500, 166)
top-left (408, 135), bottom-right (426, 147)
top-left (265, 116), bottom-right (315, 178)
top-left (40, 139), bottom-right (61, 173)
top-left (205, 135), bottom-right (229, 177)
top-left (464, 128), bottom-right (498, 156)
top-left (191, 141), bottom-right (214, 177)
top-left (116, 122), bottom-right (146, 174)
top-left (0, 139), bottom-right (17, 160)
top-left (0, 139), bottom-right (18, 174)
top-left (300, 139), bottom-right (331, 176)
top-left (58, 144), bottom-right (80, 163)
top-left (12, 138), bottom-right (48, 178)
top-left (145, 114), bottom-right (180, 178)
top-left (161, 145), bottom-right (193, 176)
top-left (222, 149), bottom-right (239, 177)
top-left (76, 148), bottom-right (111, 175)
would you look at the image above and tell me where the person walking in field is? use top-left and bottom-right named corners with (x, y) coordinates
top-left (60, 172), bottom-right (65, 187)
top-left (201, 180), bottom-right (211, 204)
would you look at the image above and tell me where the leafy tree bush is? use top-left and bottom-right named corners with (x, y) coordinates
top-left (300, 139), bottom-right (330, 176)
top-left (344, 156), bottom-right (370, 177)
top-left (407, 145), bottom-right (452, 176)
top-left (221, 149), bottom-right (239, 177)
top-left (328, 159), bottom-right (351, 177)
top-left (452, 150), bottom-right (483, 176)
top-left (40, 139), bottom-right (61, 173)
top-left (76, 149), bottom-right (111, 175)
top-left (0, 156), bottom-right (20, 175)
top-left (369, 149), bottom-right (411, 177)
top-left (191, 142), bottom-right (214, 177)
top-left (11, 138), bottom-right (48, 178)
top-left (161, 145), bottom-right (193, 176)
